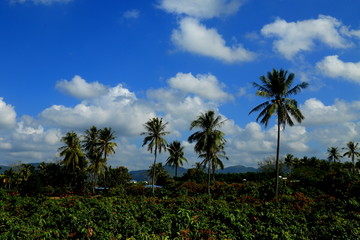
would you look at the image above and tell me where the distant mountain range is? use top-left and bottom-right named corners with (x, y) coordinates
top-left (0, 163), bottom-right (42, 174)
top-left (129, 165), bottom-right (258, 182)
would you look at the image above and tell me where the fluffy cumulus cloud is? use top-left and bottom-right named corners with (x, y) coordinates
top-left (224, 121), bottom-right (310, 167)
top-left (172, 17), bottom-right (255, 63)
top-left (0, 98), bottom-right (16, 129)
top-left (261, 15), bottom-right (352, 59)
top-left (158, 0), bottom-right (243, 19)
top-left (316, 55), bottom-right (360, 83)
top-left (301, 98), bottom-right (360, 126)
top-left (0, 114), bottom-right (62, 165)
top-left (55, 75), bottom-right (108, 99)
top-left (168, 72), bottom-right (233, 101)
top-left (41, 84), bottom-right (153, 136)
top-left (146, 88), bottom-right (217, 132)
top-left (10, 0), bottom-right (71, 5)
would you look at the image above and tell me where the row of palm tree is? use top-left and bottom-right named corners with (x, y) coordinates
top-left (56, 68), bottom-right (308, 198)
top-left (141, 111), bottom-right (228, 196)
top-left (140, 68), bottom-right (309, 198)
top-left (328, 141), bottom-right (360, 173)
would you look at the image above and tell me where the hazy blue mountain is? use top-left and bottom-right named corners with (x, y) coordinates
top-left (216, 165), bottom-right (258, 174)
top-left (0, 163), bottom-right (41, 174)
top-left (129, 165), bottom-right (257, 182)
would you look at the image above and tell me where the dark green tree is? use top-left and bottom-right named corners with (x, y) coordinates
top-left (249, 68), bottom-right (308, 198)
top-left (188, 110), bottom-right (226, 196)
top-left (100, 166), bottom-right (132, 188)
top-left (59, 131), bottom-right (87, 191)
top-left (166, 141), bottom-right (188, 178)
top-left (148, 162), bottom-right (170, 186)
top-left (141, 117), bottom-right (169, 193)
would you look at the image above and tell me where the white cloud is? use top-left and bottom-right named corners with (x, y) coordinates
top-left (261, 15), bottom-right (352, 59)
top-left (168, 72), bottom-right (233, 101)
top-left (55, 75), bottom-right (108, 99)
top-left (301, 98), bottom-right (360, 126)
top-left (147, 88), bottom-right (216, 131)
top-left (225, 121), bottom-right (310, 167)
top-left (172, 17), bottom-right (255, 63)
top-left (158, 0), bottom-right (243, 19)
top-left (316, 55), bottom-right (360, 84)
top-left (0, 98), bottom-right (16, 129)
top-left (10, 0), bottom-right (71, 5)
top-left (42, 84), bottom-right (153, 136)
top-left (311, 122), bottom-right (360, 149)
top-left (123, 9), bottom-right (140, 19)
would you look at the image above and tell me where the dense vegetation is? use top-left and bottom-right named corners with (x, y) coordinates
top-left (1, 158), bottom-right (360, 239)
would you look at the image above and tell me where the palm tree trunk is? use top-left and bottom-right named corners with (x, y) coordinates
top-left (152, 146), bottom-right (157, 194)
top-left (352, 155), bottom-right (355, 174)
top-left (175, 166), bottom-right (178, 178)
top-left (275, 118), bottom-right (281, 199)
top-left (207, 160), bottom-right (211, 197)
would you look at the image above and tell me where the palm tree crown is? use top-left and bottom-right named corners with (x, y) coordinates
top-left (98, 127), bottom-right (117, 161)
top-left (166, 141), bottom-right (188, 177)
top-left (343, 141), bottom-right (360, 173)
top-left (327, 147), bottom-right (342, 163)
top-left (141, 118), bottom-right (169, 155)
top-left (249, 68), bottom-right (308, 198)
top-left (59, 131), bottom-right (85, 173)
top-left (249, 68), bottom-right (308, 128)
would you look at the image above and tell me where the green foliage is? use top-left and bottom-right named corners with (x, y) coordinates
top-left (1, 193), bottom-right (359, 239)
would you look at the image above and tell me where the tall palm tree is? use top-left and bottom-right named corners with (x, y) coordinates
top-left (83, 126), bottom-right (102, 192)
top-left (188, 110), bottom-right (226, 196)
top-left (343, 141), bottom-right (360, 174)
top-left (327, 147), bottom-right (342, 163)
top-left (166, 141), bottom-right (188, 178)
top-left (249, 68), bottom-right (308, 198)
top-left (59, 131), bottom-right (86, 189)
top-left (98, 127), bottom-right (117, 189)
top-left (141, 117), bottom-right (169, 193)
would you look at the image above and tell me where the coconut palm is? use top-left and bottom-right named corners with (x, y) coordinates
top-left (343, 141), bottom-right (360, 173)
top-left (98, 127), bottom-right (117, 162)
top-left (141, 117), bottom-right (169, 193)
top-left (199, 142), bottom-right (228, 181)
top-left (166, 141), bottom-right (188, 178)
top-left (18, 164), bottom-right (34, 183)
top-left (249, 68), bottom-right (308, 198)
top-left (59, 131), bottom-right (86, 189)
top-left (188, 110), bottom-right (226, 196)
top-left (83, 126), bottom-right (102, 192)
top-left (327, 147), bottom-right (342, 163)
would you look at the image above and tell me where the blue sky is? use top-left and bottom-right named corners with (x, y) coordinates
top-left (0, 0), bottom-right (360, 170)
